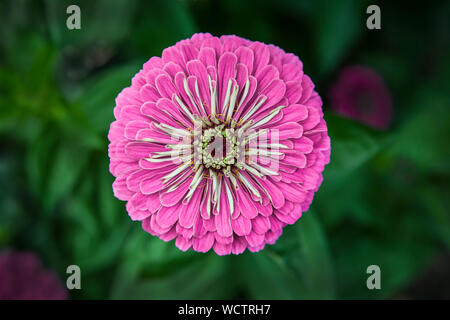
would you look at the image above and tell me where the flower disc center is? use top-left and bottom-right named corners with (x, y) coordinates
top-left (200, 124), bottom-right (238, 174)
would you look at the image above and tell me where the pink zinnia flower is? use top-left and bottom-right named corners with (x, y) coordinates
top-left (108, 33), bottom-right (330, 255)
top-left (0, 250), bottom-right (68, 300)
top-left (329, 65), bottom-right (392, 129)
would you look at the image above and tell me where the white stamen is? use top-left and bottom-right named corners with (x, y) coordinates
top-left (249, 162), bottom-right (279, 176)
top-left (166, 170), bottom-right (191, 192)
top-left (249, 106), bottom-right (285, 129)
top-left (237, 78), bottom-right (250, 110)
top-left (226, 84), bottom-right (239, 123)
top-left (208, 76), bottom-right (219, 124)
top-left (237, 171), bottom-right (261, 199)
top-left (184, 166), bottom-right (204, 201)
top-left (228, 173), bottom-right (239, 189)
top-left (145, 154), bottom-right (192, 163)
top-left (174, 95), bottom-right (196, 123)
top-left (166, 143), bottom-right (192, 150)
top-left (205, 181), bottom-right (212, 218)
top-left (224, 180), bottom-right (234, 215)
top-left (246, 149), bottom-right (283, 157)
top-left (155, 123), bottom-right (191, 137)
top-left (139, 138), bottom-right (158, 143)
top-left (245, 128), bottom-right (269, 142)
top-left (163, 162), bottom-right (191, 182)
top-left (221, 79), bottom-right (233, 118)
top-left (256, 143), bottom-right (289, 149)
top-left (240, 95), bottom-right (267, 123)
top-left (242, 163), bottom-right (264, 178)
top-left (183, 77), bottom-right (203, 117)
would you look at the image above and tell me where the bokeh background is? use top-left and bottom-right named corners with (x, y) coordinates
top-left (1, 0), bottom-right (449, 299)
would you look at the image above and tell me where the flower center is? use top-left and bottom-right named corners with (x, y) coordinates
top-left (199, 124), bottom-right (239, 176)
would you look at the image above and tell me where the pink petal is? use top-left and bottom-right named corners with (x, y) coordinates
top-left (231, 215), bottom-right (252, 236)
top-left (140, 175), bottom-right (166, 195)
top-left (179, 185), bottom-right (204, 228)
top-left (119, 105), bottom-right (149, 123)
top-left (159, 176), bottom-right (191, 207)
top-left (215, 194), bottom-right (233, 238)
top-left (193, 232), bottom-right (215, 253)
top-left (155, 204), bottom-right (180, 228)
top-left (301, 106), bottom-right (321, 131)
top-left (270, 122), bottom-right (303, 140)
top-left (251, 215), bottom-right (270, 234)
top-left (283, 153), bottom-right (307, 168)
top-left (146, 193), bottom-right (161, 213)
top-left (256, 79), bottom-right (286, 114)
top-left (215, 233), bottom-right (233, 244)
top-left (268, 215), bottom-right (284, 231)
top-left (292, 136), bottom-right (314, 154)
top-left (141, 101), bottom-right (181, 128)
top-left (217, 52), bottom-right (237, 111)
top-left (113, 174), bottom-right (133, 201)
top-left (150, 214), bottom-right (172, 234)
top-left (256, 64), bottom-right (280, 92)
top-left (162, 45), bottom-right (185, 69)
top-left (235, 185), bottom-right (258, 219)
top-left (125, 141), bottom-right (163, 159)
top-left (140, 84), bottom-right (160, 102)
top-left (245, 231), bottom-right (265, 247)
top-left (285, 80), bottom-right (303, 105)
top-left (213, 242), bottom-right (232, 256)
top-left (256, 178), bottom-right (285, 209)
top-left (249, 42), bottom-right (270, 74)
top-left (198, 47), bottom-right (216, 68)
top-left (125, 121), bottom-right (149, 140)
top-left (175, 236), bottom-right (192, 252)
top-left (265, 229), bottom-right (282, 245)
top-left (156, 98), bottom-right (192, 129)
top-left (253, 200), bottom-right (273, 216)
top-left (235, 46), bottom-right (254, 75)
top-left (126, 198), bottom-right (151, 220)
top-left (187, 60), bottom-right (210, 112)
top-left (231, 236), bottom-right (247, 255)
top-left (281, 104), bottom-right (308, 123)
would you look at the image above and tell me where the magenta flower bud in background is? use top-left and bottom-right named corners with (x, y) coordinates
top-left (108, 33), bottom-right (331, 255)
top-left (329, 65), bottom-right (393, 130)
top-left (0, 250), bottom-right (67, 300)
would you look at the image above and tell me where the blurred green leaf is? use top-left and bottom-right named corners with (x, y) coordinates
top-left (98, 157), bottom-right (122, 228)
top-left (242, 213), bottom-right (335, 299)
top-left (242, 250), bottom-right (306, 299)
top-left (421, 184), bottom-right (450, 248)
top-left (388, 97), bottom-right (450, 174)
top-left (314, 0), bottom-right (364, 76)
top-left (25, 131), bottom-right (57, 196)
top-left (75, 62), bottom-right (141, 133)
top-left (295, 212), bottom-right (336, 298)
top-left (324, 113), bottom-right (387, 181)
top-left (130, 0), bottom-right (196, 56)
top-left (111, 252), bottom-right (230, 299)
top-left (44, 141), bottom-right (90, 211)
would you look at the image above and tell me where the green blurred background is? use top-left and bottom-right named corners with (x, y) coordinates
top-left (0, 0), bottom-right (449, 299)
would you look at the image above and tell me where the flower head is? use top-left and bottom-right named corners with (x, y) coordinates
top-left (329, 65), bottom-right (392, 129)
top-left (0, 250), bottom-right (68, 300)
top-left (108, 33), bottom-right (330, 255)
